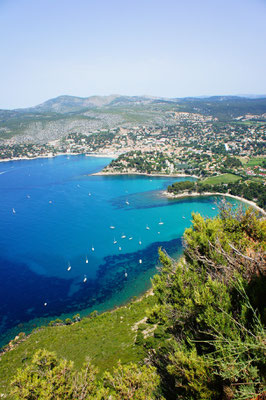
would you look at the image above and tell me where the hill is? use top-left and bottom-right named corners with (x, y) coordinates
top-left (1, 95), bottom-right (266, 144)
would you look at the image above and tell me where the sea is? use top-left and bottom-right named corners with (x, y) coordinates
top-left (0, 155), bottom-right (242, 347)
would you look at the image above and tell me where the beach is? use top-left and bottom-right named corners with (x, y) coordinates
top-left (162, 190), bottom-right (266, 216)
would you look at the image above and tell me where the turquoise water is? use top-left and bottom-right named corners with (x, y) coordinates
top-left (0, 155), bottom-right (241, 347)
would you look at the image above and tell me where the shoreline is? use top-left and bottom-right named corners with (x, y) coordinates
top-left (91, 170), bottom-right (199, 178)
top-left (162, 190), bottom-right (266, 216)
top-left (0, 152), bottom-right (116, 163)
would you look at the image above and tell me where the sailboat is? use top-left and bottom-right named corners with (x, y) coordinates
top-left (139, 259), bottom-right (143, 264)
top-left (12, 208), bottom-right (16, 214)
top-left (85, 256), bottom-right (88, 264)
top-left (91, 246), bottom-right (95, 252)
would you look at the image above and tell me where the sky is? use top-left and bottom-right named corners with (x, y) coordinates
top-left (0, 0), bottom-right (266, 109)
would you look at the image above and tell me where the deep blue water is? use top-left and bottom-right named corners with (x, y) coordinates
top-left (0, 155), bottom-right (241, 347)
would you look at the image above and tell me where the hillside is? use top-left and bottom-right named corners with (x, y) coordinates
top-left (1, 205), bottom-right (265, 399)
top-left (1, 95), bottom-right (266, 144)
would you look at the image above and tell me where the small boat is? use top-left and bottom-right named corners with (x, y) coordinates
top-left (83, 275), bottom-right (87, 283)
top-left (67, 263), bottom-right (71, 271)
top-left (182, 216), bottom-right (186, 219)
top-left (125, 200), bottom-right (130, 205)
top-left (212, 207), bottom-right (215, 210)
top-left (110, 226), bottom-right (115, 229)
top-left (139, 259), bottom-right (143, 264)
top-left (158, 231), bottom-right (160, 234)
top-left (146, 225), bottom-right (150, 230)
top-left (49, 201), bottom-right (52, 204)
top-left (121, 234), bottom-right (126, 239)
top-left (139, 240), bottom-right (142, 245)
top-left (85, 256), bottom-right (88, 264)
top-left (88, 193), bottom-right (91, 196)
top-left (44, 302), bottom-right (47, 307)
top-left (125, 272), bottom-right (128, 278)
top-left (118, 246), bottom-right (122, 251)
top-left (12, 208), bottom-right (16, 214)
top-left (113, 238), bottom-right (117, 244)
top-left (91, 246), bottom-right (95, 252)
top-left (27, 195), bottom-right (30, 199)
top-left (158, 219), bottom-right (164, 225)
top-left (129, 237), bottom-right (133, 240)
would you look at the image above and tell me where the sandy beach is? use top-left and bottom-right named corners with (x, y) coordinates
top-left (162, 190), bottom-right (266, 216)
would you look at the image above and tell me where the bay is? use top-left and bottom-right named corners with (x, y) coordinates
top-left (0, 155), bottom-right (241, 347)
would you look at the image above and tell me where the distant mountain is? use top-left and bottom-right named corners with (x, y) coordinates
top-left (19, 95), bottom-right (121, 114)
top-left (18, 94), bottom-right (160, 114)
top-left (1, 94), bottom-right (265, 144)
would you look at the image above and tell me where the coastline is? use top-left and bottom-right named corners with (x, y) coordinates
top-left (0, 152), bottom-right (116, 163)
top-left (162, 190), bottom-right (266, 216)
top-left (91, 170), bottom-right (199, 178)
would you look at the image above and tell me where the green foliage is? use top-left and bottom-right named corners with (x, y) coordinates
top-left (10, 350), bottom-right (163, 400)
top-left (223, 156), bottom-right (242, 169)
top-left (103, 361), bottom-right (163, 400)
top-left (149, 208), bottom-right (266, 400)
top-left (167, 180), bottom-right (196, 194)
top-left (11, 349), bottom-right (99, 399)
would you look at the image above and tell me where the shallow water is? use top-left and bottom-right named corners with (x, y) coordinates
top-left (0, 155), bottom-right (241, 346)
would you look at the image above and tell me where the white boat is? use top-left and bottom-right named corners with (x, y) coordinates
top-left (49, 201), bottom-right (52, 204)
top-left (27, 195), bottom-right (30, 199)
top-left (113, 238), bottom-right (117, 244)
top-left (212, 207), bottom-right (215, 210)
top-left (182, 216), bottom-right (186, 219)
top-left (125, 200), bottom-right (130, 205)
top-left (146, 225), bottom-right (150, 230)
top-left (44, 302), bottom-right (47, 306)
top-left (12, 208), bottom-right (16, 214)
top-left (118, 246), bottom-right (122, 251)
top-left (88, 193), bottom-right (91, 196)
top-left (139, 240), bottom-right (142, 245)
top-left (159, 219), bottom-right (164, 225)
top-left (125, 272), bottom-right (128, 278)
top-left (121, 234), bottom-right (126, 239)
top-left (85, 256), bottom-right (88, 264)
top-left (83, 275), bottom-right (87, 283)
top-left (158, 231), bottom-right (160, 234)
top-left (139, 259), bottom-right (142, 264)
top-left (67, 263), bottom-right (71, 271)
top-left (91, 246), bottom-right (95, 252)
top-left (110, 226), bottom-right (115, 229)
top-left (129, 237), bottom-right (133, 240)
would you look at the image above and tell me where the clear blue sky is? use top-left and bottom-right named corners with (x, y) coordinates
top-left (0, 0), bottom-right (266, 109)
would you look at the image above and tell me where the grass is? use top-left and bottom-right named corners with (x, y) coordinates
top-left (0, 294), bottom-right (155, 397)
top-left (202, 173), bottom-right (241, 185)
top-left (245, 157), bottom-right (265, 167)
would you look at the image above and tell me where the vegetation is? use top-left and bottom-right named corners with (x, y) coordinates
top-left (0, 295), bottom-right (155, 396)
top-left (201, 173), bottom-right (241, 185)
top-left (1, 205), bottom-right (265, 399)
top-left (167, 177), bottom-right (266, 210)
